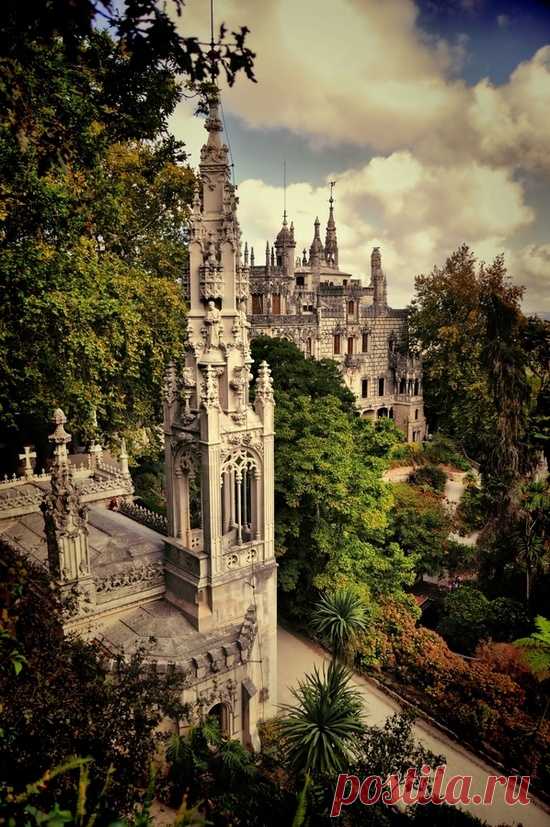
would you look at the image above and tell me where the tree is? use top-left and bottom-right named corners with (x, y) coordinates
top-left (409, 245), bottom-right (543, 500)
top-left (514, 480), bottom-right (550, 606)
top-left (311, 588), bottom-right (369, 662)
top-left (0, 1), bottom-right (256, 459)
top-left (0, 540), bottom-right (186, 819)
top-left (389, 483), bottom-right (452, 579)
top-left (279, 661), bottom-right (364, 776)
top-left (437, 585), bottom-right (492, 655)
top-left (251, 336), bottom-right (357, 411)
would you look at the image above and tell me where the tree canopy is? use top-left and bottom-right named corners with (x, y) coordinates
top-left (0, 1), bottom-right (256, 467)
top-left (409, 245), bottom-right (549, 497)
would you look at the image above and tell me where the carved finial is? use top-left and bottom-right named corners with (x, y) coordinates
top-left (270, 246), bottom-right (275, 267)
top-left (49, 409), bottom-right (71, 465)
top-left (250, 246), bottom-right (255, 267)
top-left (244, 241), bottom-right (249, 266)
top-left (256, 361), bottom-right (274, 403)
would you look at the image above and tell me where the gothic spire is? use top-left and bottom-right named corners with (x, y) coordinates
top-left (324, 181), bottom-right (338, 267)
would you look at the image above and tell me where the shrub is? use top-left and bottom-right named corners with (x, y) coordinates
top-left (408, 463), bottom-right (447, 493)
top-left (423, 434), bottom-right (470, 471)
top-left (437, 585), bottom-right (492, 654)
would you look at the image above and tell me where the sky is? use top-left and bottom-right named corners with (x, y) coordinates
top-left (171, 0), bottom-right (550, 313)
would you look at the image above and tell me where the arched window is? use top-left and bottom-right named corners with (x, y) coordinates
top-left (362, 332), bottom-right (369, 353)
top-left (347, 336), bottom-right (354, 355)
top-left (221, 451), bottom-right (260, 546)
top-left (361, 378), bottom-right (369, 398)
top-left (414, 378), bottom-right (420, 396)
top-left (208, 703), bottom-right (230, 737)
top-left (252, 294), bottom-right (263, 314)
top-left (306, 337), bottom-right (312, 357)
top-left (348, 300), bottom-right (354, 315)
top-left (399, 377), bottom-right (406, 394)
top-left (271, 294), bottom-right (281, 315)
top-left (415, 409), bottom-right (419, 420)
top-left (378, 377), bottom-right (385, 396)
top-left (333, 334), bottom-right (341, 355)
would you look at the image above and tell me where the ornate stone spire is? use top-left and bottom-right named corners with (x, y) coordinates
top-left (309, 216), bottom-right (324, 267)
top-left (324, 182), bottom-right (338, 268)
top-left (41, 409), bottom-right (95, 616)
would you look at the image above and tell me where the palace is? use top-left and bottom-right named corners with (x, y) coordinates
top-left (0, 94), bottom-right (277, 749)
top-left (246, 193), bottom-right (426, 442)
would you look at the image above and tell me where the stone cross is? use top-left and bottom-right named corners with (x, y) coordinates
top-left (19, 446), bottom-right (37, 478)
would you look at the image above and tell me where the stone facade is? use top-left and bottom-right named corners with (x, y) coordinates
top-left (0, 95), bottom-right (277, 750)
top-left (246, 195), bottom-right (426, 443)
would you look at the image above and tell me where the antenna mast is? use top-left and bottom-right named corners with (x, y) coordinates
top-left (283, 160), bottom-right (287, 220)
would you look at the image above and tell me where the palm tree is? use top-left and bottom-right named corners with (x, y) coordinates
top-left (515, 481), bottom-right (550, 605)
top-left (515, 615), bottom-right (550, 733)
top-left (280, 660), bottom-right (365, 827)
top-left (311, 587), bottom-right (369, 661)
top-left (279, 660), bottom-right (365, 776)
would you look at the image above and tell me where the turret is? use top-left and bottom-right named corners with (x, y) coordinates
top-left (309, 217), bottom-right (324, 268)
top-left (274, 212), bottom-right (296, 276)
top-left (371, 247), bottom-right (387, 308)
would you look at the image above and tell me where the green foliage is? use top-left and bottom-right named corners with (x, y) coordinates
top-left (251, 336), bottom-right (356, 410)
top-left (251, 338), bottom-right (411, 619)
top-left (389, 483), bottom-right (452, 579)
top-left (456, 481), bottom-right (490, 533)
top-left (423, 433), bottom-right (470, 470)
top-left (408, 463), bottom-right (447, 493)
top-left (0, 0), bottom-right (256, 461)
top-left (515, 616), bottom-right (550, 682)
top-left (0, 542), bottom-right (186, 819)
top-left (409, 245), bottom-right (547, 498)
top-left (311, 588), bottom-right (370, 660)
top-left (278, 661), bottom-right (365, 776)
top-left (164, 718), bottom-right (294, 826)
top-left (437, 585), bottom-right (530, 655)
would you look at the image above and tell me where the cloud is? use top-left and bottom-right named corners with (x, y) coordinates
top-left (173, 0), bottom-right (548, 313)
top-left (468, 47), bottom-right (550, 173)
top-left (177, 0), bottom-right (550, 176)
top-left (507, 244), bottom-right (550, 312)
top-left (237, 153), bottom-right (535, 309)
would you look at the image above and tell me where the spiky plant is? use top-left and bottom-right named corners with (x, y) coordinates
top-left (311, 588), bottom-right (369, 660)
top-left (279, 660), bottom-right (365, 776)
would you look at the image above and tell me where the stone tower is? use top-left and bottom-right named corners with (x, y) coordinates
top-left (162, 92), bottom-right (278, 733)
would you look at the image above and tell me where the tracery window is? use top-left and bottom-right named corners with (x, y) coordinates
top-left (221, 451), bottom-right (261, 546)
top-left (334, 334), bottom-right (341, 355)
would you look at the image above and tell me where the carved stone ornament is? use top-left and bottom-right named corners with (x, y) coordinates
top-left (163, 362), bottom-right (178, 406)
top-left (200, 364), bottom-right (221, 410)
top-left (255, 361), bottom-right (274, 403)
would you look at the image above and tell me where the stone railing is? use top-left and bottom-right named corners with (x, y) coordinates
top-left (95, 560), bottom-right (164, 596)
top-left (117, 501), bottom-right (168, 535)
